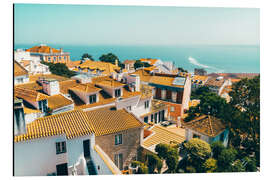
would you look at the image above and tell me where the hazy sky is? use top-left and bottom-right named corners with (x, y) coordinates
top-left (14, 4), bottom-right (260, 46)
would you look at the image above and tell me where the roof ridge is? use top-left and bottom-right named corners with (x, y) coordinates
top-left (154, 125), bottom-right (184, 138)
top-left (207, 116), bottom-right (214, 136)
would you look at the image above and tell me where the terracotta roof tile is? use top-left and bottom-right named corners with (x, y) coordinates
top-left (14, 87), bottom-right (49, 102)
top-left (85, 106), bottom-right (143, 136)
top-left (26, 45), bottom-right (61, 54)
top-left (14, 110), bottom-right (94, 142)
top-left (59, 80), bottom-right (79, 94)
top-left (96, 80), bottom-right (125, 88)
top-left (29, 74), bottom-right (69, 82)
top-left (47, 94), bottom-right (73, 110)
top-left (184, 115), bottom-right (226, 137)
top-left (14, 61), bottom-right (28, 77)
top-left (69, 83), bottom-right (102, 93)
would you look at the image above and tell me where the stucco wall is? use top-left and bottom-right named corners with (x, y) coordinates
top-left (182, 76), bottom-right (191, 110)
top-left (95, 127), bottom-right (143, 170)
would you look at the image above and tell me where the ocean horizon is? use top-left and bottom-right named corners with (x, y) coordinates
top-left (14, 44), bottom-right (260, 74)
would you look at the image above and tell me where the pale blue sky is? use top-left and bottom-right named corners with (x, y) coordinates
top-left (14, 4), bottom-right (260, 46)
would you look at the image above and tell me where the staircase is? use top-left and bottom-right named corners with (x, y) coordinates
top-left (85, 157), bottom-right (97, 175)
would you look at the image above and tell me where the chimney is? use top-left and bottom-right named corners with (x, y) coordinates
top-left (40, 79), bottom-right (60, 96)
top-left (50, 48), bottom-right (53, 54)
top-left (14, 99), bottom-right (26, 136)
top-left (177, 116), bottom-right (181, 128)
top-left (60, 48), bottom-right (63, 54)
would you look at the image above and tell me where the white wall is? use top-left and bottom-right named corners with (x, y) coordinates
top-left (131, 97), bottom-right (152, 117)
top-left (14, 135), bottom-right (68, 176)
top-left (72, 90), bottom-right (99, 104)
top-left (185, 128), bottom-right (210, 143)
top-left (116, 95), bottom-right (140, 110)
top-left (51, 104), bottom-right (74, 115)
top-left (182, 76), bottom-right (191, 110)
top-left (14, 75), bottom-right (29, 85)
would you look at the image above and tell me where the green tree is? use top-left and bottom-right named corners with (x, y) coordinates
top-left (191, 86), bottom-right (210, 99)
top-left (41, 61), bottom-right (76, 78)
top-left (155, 143), bottom-right (170, 159)
top-left (81, 53), bottom-right (94, 60)
top-left (202, 158), bottom-right (217, 173)
top-left (225, 76), bottom-right (260, 166)
top-left (178, 67), bottom-right (188, 73)
top-left (217, 148), bottom-right (237, 172)
top-left (243, 157), bottom-right (257, 172)
top-left (99, 53), bottom-right (119, 64)
top-left (131, 161), bottom-right (149, 174)
top-left (231, 159), bottom-right (245, 172)
top-left (134, 60), bottom-right (151, 69)
top-left (183, 138), bottom-right (211, 172)
top-left (211, 141), bottom-right (225, 159)
top-left (165, 155), bottom-right (178, 173)
top-left (146, 153), bottom-right (162, 173)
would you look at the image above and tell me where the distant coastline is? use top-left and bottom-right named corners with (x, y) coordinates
top-left (14, 44), bottom-right (260, 74)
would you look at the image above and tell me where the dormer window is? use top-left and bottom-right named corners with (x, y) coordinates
top-left (115, 89), bottom-right (121, 97)
top-left (144, 100), bottom-right (149, 109)
top-left (38, 100), bottom-right (47, 112)
top-left (89, 94), bottom-right (97, 104)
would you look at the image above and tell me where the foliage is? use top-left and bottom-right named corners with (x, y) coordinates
top-left (131, 161), bottom-right (149, 174)
top-left (99, 53), bottom-right (119, 64)
top-left (217, 148), bottom-right (237, 172)
top-left (81, 53), bottom-right (94, 60)
top-left (190, 86), bottom-right (210, 99)
top-left (225, 76), bottom-right (260, 166)
top-left (165, 154), bottom-right (178, 173)
top-left (155, 143), bottom-right (171, 159)
top-left (146, 153), bottom-right (162, 173)
top-left (211, 141), bottom-right (225, 159)
top-left (185, 166), bottom-right (196, 173)
top-left (184, 138), bottom-right (211, 161)
top-left (178, 67), bottom-right (188, 73)
top-left (185, 89), bottom-right (229, 122)
top-left (134, 60), bottom-right (151, 69)
top-left (231, 159), bottom-right (245, 172)
top-left (41, 61), bottom-right (76, 78)
top-left (202, 158), bottom-right (217, 173)
top-left (243, 157), bottom-right (257, 172)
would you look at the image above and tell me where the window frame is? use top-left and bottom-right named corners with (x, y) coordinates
top-left (144, 100), bottom-right (149, 109)
top-left (115, 134), bottom-right (123, 145)
top-left (89, 94), bottom-right (97, 104)
top-left (115, 89), bottom-right (121, 97)
top-left (56, 141), bottom-right (67, 155)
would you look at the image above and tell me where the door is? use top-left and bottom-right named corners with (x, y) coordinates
top-left (56, 163), bottom-right (68, 176)
top-left (83, 139), bottom-right (90, 157)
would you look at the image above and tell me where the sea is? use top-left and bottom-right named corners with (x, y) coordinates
top-left (14, 44), bottom-right (260, 73)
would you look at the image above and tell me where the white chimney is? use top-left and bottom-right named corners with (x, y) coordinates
top-left (14, 99), bottom-right (26, 136)
top-left (40, 78), bottom-right (60, 96)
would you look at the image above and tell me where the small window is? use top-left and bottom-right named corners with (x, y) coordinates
top-left (151, 114), bottom-right (154, 122)
top-left (127, 106), bottom-right (131, 111)
top-left (59, 56), bottom-right (62, 60)
top-left (144, 116), bottom-right (148, 123)
top-left (64, 56), bottom-right (66, 60)
top-left (193, 133), bottom-right (201, 139)
top-left (144, 100), bottom-right (149, 109)
top-left (89, 94), bottom-right (97, 104)
top-left (56, 141), bottom-right (66, 154)
top-left (115, 134), bottom-right (122, 145)
top-left (54, 57), bottom-right (57, 61)
top-left (170, 106), bottom-right (175, 112)
top-left (115, 89), bottom-right (121, 97)
top-left (48, 57), bottom-right (51, 62)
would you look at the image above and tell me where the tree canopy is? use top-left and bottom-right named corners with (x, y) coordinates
top-left (99, 53), bottom-right (119, 64)
top-left (41, 61), bottom-right (76, 78)
top-left (134, 60), bottom-right (151, 69)
top-left (81, 53), bottom-right (94, 61)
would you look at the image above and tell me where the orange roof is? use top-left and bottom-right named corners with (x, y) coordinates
top-left (76, 60), bottom-right (120, 75)
top-left (184, 115), bottom-right (226, 137)
top-left (14, 61), bottom-right (28, 77)
top-left (23, 107), bottom-right (41, 114)
top-left (231, 79), bottom-right (241, 83)
top-left (15, 82), bottom-right (43, 91)
top-left (14, 87), bottom-right (49, 102)
top-left (66, 60), bottom-right (82, 68)
top-left (140, 58), bottom-right (158, 65)
top-left (14, 110), bottom-right (94, 142)
top-left (69, 83), bottom-right (102, 93)
top-left (131, 69), bottom-right (152, 82)
top-left (96, 80), bottom-right (124, 88)
top-left (26, 45), bottom-right (61, 54)
top-left (59, 79), bottom-right (79, 94)
top-left (47, 94), bottom-right (74, 110)
top-left (205, 77), bottom-right (225, 87)
top-left (20, 60), bottom-right (31, 67)
top-left (149, 76), bottom-right (185, 88)
top-left (123, 60), bottom-right (136, 64)
top-left (85, 106), bottom-right (143, 136)
top-left (29, 74), bottom-right (69, 82)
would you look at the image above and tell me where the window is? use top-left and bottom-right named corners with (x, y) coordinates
top-left (56, 141), bottom-right (66, 154)
top-left (89, 94), bottom-right (97, 104)
top-left (144, 100), bottom-right (149, 109)
top-left (64, 56), bottom-right (66, 60)
top-left (115, 134), bottom-right (122, 145)
top-left (114, 153), bottom-right (123, 170)
top-left (38, 100), bottom-right (47, 112)
top-left (127, 106), bottom-right (131, 111)
top-left (54, 56), bottom-right (57, 61)
top-left (59, 56), bottom-right (62, 60)
top-left (193, 133), bottom-right (201, 139)
top-left (170, 106), bottom-right (175, 112)
top-left (144, 116), bottom-right (148, 123)
top-left (115, 89), bottom-right (121, 97)
top-left (48, 57), bottom-right (51, 62)
top-left (151, 114), bottom-right (154, 122)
